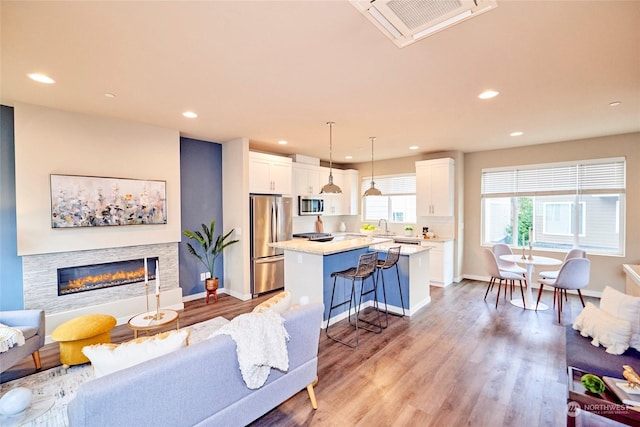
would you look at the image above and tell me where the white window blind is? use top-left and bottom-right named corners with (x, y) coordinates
top-left (361, 174), bottom-right (416, 195)
top-left (481, 157), bottom-right (625, 198)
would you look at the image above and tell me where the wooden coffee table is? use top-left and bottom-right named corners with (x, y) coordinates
top-left (567, 366), bottom-right (640, 426)
top-left (128, 309), bottom-right (179, 338)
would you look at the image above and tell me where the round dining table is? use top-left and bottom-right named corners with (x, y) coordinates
top-left (499, 254), bottom-right (562, 311)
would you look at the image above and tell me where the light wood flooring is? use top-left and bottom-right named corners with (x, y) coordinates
top-left (2, 280), bottom-right (592, 426)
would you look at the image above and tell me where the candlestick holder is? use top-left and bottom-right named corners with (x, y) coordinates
top-left (527, 243), bottom-right (533, 261)
top-left (152, 294), bottom-right (164, 320)
top-left (143, 281), bottom-right (155, 320)
top-left (521, 245), bottom-right (526, 260)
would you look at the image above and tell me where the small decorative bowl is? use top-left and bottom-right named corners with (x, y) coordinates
top-left (0, 387), bottom-right (32, 416)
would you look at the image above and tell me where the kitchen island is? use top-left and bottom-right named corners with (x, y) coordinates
top-left (269, 235), bottom-right (431, 326)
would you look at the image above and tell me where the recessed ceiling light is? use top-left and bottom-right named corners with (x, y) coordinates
top-left (104, 93), bottom-right (116, 98)
top-left (345, 155), bottom-right (353, 160)
top-left (182, 111), bottom-right (198, 118)
top-left (27, 73), bottom-right (55, 84)
top-left (478, 90), bottom-right (499, 99)
top-left (510, 131), bottom-right (523, 137)
top-left (609, 101), bottom-right (621, 107)
top-left (409, 146), bottom-right (419, 150)
top-left (278, 140), bottom-right (288, 145)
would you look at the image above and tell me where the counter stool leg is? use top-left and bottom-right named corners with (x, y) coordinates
top-left (326, 275), bottom-right (358, 348)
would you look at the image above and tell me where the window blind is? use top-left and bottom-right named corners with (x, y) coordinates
top-left (361, 174), bottom-right (416, 195)
top-left (481, 157), bottom-right (625, 198)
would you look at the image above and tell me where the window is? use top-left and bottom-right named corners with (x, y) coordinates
top-left (361, 174), bottom-right (416, 224)
top-left (481, 157), bottom-right (625, 256)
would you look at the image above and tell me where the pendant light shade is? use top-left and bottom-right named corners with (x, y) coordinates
top-left (363, 136), bottom-right (382, 197)
top-left (320, 121), bottom-right (342, 194)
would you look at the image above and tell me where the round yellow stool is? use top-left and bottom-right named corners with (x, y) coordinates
top-left (51, 314), bottom-right (116, 368)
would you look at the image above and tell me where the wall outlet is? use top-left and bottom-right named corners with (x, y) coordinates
top-left (200, 273), bottom-right (206, 282)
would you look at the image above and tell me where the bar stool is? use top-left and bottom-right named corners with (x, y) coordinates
top-left (375, 246), bottom-right (404, 328)
top-left (326, 251), bottom-right (380, 348)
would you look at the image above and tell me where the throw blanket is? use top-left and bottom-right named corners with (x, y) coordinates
top-left (211, 310), bottom-right (290, 389)
top-left (0, 323), bottom-right (25, 353)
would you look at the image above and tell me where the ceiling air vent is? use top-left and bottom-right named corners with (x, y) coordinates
top-left (351, 0), bottom-right (497, 48)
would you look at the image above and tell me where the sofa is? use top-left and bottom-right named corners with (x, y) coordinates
top-left (0, 310), bottom-right (45, 374)
top-left (67, 302), bottom-right (323, 427)
top-left (566, 326), bottom-right (640, 378)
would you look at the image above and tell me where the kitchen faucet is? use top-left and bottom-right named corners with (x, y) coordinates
top-left (378, 219), bottom-right (389, 234)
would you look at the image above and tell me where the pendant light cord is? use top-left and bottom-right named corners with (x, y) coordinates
top-left (369, 136), bottom-right (376, 184)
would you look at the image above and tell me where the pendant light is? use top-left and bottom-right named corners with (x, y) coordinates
top-left (363, 136), bottom-right (382, 197)
top-left (320, 121), bottom-right (342, 194)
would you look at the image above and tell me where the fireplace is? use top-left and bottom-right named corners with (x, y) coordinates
top-left (57, 257), bottom-right (158, 296)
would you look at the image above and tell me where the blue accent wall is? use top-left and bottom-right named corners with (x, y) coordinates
top-left (179, 137), bottom-right (224, 296)
top-left (0, 106), bottom-right (24, 309)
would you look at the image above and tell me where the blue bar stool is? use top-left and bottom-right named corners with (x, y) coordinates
top-left (375, 246), bottom-right (405, 328)
top-left (326, 251), bottom-right (380, 348)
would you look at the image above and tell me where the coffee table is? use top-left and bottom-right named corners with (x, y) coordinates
top-left (567, 366), bottom-right (640, 426)
top-left (128, 309), bottom-right (179, 338)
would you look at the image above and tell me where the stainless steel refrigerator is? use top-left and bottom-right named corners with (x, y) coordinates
top-left (250, 195), bottom-right (292, 296)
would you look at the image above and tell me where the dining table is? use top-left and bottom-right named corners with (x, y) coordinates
top-left (499, 253), bottom-right (562, 310)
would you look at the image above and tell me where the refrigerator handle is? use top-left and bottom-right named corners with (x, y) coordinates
top-left (272, 201), bottom-right (277, 243)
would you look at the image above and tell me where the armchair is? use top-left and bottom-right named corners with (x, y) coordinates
top-left (0, 310), bottom-right (45, 373)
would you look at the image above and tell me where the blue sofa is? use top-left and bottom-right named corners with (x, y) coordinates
top-left (67, 302), bottom-right (323, 427)
top-left (0, 310), bottom-right (45, 374)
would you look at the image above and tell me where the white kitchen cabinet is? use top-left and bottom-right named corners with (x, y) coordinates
top-left (341, 169), bottom-right (359, 215)
top-left (249, 151), bottom-right (292, 195)
top-left (293, 163), bottom-right (321, 195)
top-left (421, 239), bottom-right (454, 287)
top-left (416, 158), bottom-right (454, 217)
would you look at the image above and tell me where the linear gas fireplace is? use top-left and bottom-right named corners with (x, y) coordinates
top-left (57, 257), bottom-right (158, 296)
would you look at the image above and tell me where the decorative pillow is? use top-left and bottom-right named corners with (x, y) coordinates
top-left (252, 291), bottom-right (292, 315)
top-left (0, 323), bottom-right (25, 353)
top-left (573, 302), bottom-right (632, 355)
top-left (599, 286), bottom-right (640, 350)
top-left (82, 329), bottom-right (190, 378)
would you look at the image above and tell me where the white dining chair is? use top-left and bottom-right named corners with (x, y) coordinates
top-left (536, 257), bottom-right (590, 323)
top-left (483, 248), bottom-right (527, 309)
top-left (539, 249), bottom-right (586, 307)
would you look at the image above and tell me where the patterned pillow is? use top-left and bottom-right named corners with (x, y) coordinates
top-left (82, 329), bottom-right (190, 378)
top-left (252, 291), bottom-right (292, 315)
top-left (599, 286), bottom-right (640, 350)
top-left (573, 302), bottom-right (632, 355)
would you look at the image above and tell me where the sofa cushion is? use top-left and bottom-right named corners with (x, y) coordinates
top-left (82, 329), bottom-right (190, 378)
top-left (599, 286), bottom-right (640, 350)
top-left (573, 302), bottom-right (632, 355)
top-left (252, 291), bottom-right (292, 315)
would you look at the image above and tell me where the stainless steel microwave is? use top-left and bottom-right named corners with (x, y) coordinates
top-left (298, 196), bottom-right (324, 216)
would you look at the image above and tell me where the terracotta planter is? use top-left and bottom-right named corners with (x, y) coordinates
top-left (205, 277), bottom-right (219, 304)
top-left (205, 277), bottom-right (219, 291)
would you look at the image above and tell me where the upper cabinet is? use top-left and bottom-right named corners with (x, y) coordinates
top-left (293, 163), bottom-right (322, 195)
top-left (416, 158), bottom-right (454, 217)
top-left (249, 151), bottom-right (292, 195)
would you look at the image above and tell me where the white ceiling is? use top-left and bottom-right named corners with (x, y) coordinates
top-left (2, 1), bottom-right (639, 163)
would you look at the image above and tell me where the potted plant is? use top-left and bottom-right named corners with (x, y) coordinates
top-left (404, 225), bottom-right (414, 236)
top-left (183, 219), bottom-right (239, 293)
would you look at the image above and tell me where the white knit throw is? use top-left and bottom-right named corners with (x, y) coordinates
top-left (211, 310), bottom-right (290, 389)
top-left (0, 323), bottom-right (25, 353)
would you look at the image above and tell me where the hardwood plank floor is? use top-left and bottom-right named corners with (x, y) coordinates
top-left (2, 280), bottom-right (591, 426)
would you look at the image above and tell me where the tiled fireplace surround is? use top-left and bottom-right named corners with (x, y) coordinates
top-left (22, 242), bottom-right (183, 341)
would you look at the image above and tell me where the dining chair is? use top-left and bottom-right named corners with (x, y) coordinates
top-left (493, 243), bottom-right (527, 298)
top-left (536, 257), bottom-right (590, 323)
top-left (483, 248), bottom-right (527, 309)
top-left (539, 249), bottom-right (587, 307)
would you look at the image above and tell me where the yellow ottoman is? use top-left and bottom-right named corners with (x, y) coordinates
top-left (51, 314), bottom-right (117, 367)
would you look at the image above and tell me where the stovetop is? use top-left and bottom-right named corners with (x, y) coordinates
top-left (292, 232), bottom-right (334, 242)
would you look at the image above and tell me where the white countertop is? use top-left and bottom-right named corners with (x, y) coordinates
top-left (270, 236), bottom-right (431, 256)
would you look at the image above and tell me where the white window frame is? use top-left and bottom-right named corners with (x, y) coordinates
top-left (481, 157), bottom-right (626, 256)
top-left (361, 174), bottom-right (416, 224)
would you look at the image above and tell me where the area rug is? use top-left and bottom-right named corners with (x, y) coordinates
top-left (0, 316), bottom-right (229, 427)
